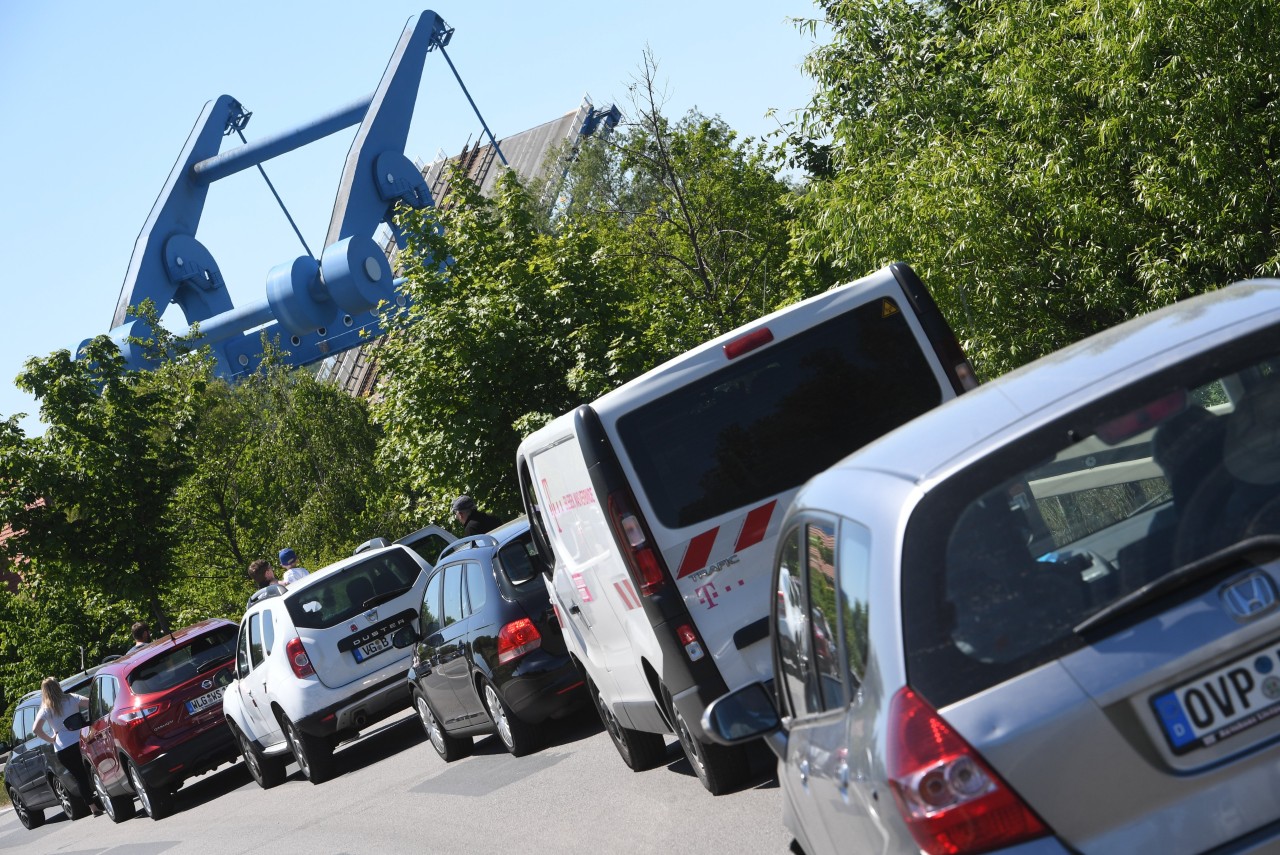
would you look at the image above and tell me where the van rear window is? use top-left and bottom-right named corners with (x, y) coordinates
top-left (618, 300), bottom-right (942, 528)
top-left (287, 549), bottom-right (423, 629)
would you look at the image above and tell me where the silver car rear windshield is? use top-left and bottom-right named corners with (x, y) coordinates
top-left (287, 549), bottom-right (422, 629)
top-left (618, 300), bottom-right (944, 529)
top-left (903, 331), bottom-right (1280, 707)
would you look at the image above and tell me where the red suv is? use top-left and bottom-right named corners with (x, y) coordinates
top-left (79, 618), bottom-right (240, 821)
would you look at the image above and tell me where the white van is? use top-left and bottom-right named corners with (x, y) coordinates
top-left (516, 263), bottom-right (976, 794)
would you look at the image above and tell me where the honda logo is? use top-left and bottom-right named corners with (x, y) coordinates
top-left (1221, 572), bottom-right (1278, 622)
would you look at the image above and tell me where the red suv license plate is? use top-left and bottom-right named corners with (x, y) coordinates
top-left (353, 635), bottom-right (392, 663)
top-left (1151, 642), bottom-right (1280, 754)
top-left (185, 686), bottom-right (225, 715)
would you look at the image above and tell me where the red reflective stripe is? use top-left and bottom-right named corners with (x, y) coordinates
top-left (676, 528), bottom-right (719, 579)
top-left (735, 500), bottom-right (777, 551)
top-left (614, 580), bottom-right (642, 610)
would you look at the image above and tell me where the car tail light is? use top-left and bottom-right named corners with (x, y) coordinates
top-left (607, 490), bottom-right (667, 596)
top-left (117, 704), bottom-right (161, 724)
top-left (887, 688), bottom-right (1047, 855)
top-left (497, 618), bottom-right (542, 665)
top-left (676, 624), bottom-right (705, 662)
top-left (286, 637), bottom-right (315, 679)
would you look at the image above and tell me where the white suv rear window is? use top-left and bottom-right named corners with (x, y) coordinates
top-left (287, 549), bottom-right (423, 629)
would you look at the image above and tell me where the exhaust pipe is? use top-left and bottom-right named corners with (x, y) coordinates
top-left (352, 711), bottom-right (368, 729)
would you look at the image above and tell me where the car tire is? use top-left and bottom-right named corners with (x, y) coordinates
top-left (6, 782), bottom-right (45, 830)
top-left (231, 721), bottom-right (287, 789)
top-left (415, 691), bottom-right (472, 762)
top-left (127, 759), bottom-right (174, 820)
top-left (91, 764), bottom-right (136, 823)
top-left (666, 687), bottom-right (750, 796)
top-left (282, 715), bottom-right (335, 784)
top-left (587, 676), bottom-right (666, 771)
top-left (481, 679), bottom-right (539, 757)
top-left (51, 773), bottom-right (90, 820)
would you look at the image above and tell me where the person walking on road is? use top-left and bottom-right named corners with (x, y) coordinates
top-left (452, 495), bottom-right (501, 536)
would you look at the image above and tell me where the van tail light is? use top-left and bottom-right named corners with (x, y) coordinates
top-left (286, 637), bottom-right (315, 679)
top-left (676, 624), bottom-right (705, 662)
top-left (607, 490), bottom-right (668, 596)
top-left (887, 688), bottom-right (1047, 855)
top-left (722, 327), bottom-right (774, 360)
top-left (497, 617), bottom-right (542, 665)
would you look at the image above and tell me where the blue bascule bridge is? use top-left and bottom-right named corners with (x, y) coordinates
top-left (90, 9), bottom-right (619, 386)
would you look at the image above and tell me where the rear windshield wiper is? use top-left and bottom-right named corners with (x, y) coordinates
top-left (357, 585), bottom-right (413, 610)
top-left (1074, 535), bottom-right (1280, 635)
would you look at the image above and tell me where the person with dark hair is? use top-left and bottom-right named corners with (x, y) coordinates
top-left (33, 676), bottom-right (99, 815)
top-left (130, 621), bottom-right (151, 649)
top-left (451, 495), bottom-right (501, 536)
top-left (248, 558), bottom-right (279, 589)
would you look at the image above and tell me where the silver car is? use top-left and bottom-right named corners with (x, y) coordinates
top-left (704, 279), bottom-right (1280, 854)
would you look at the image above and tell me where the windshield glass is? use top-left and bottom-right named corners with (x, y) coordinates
top-left (904, 336), bottom-right (1280, 706)
top-left (127, 625), bottom-right (236, 694)
top-left (618, 299), bottom-right (943, 529)
top-left (287, 549), bottom-right (423, 629)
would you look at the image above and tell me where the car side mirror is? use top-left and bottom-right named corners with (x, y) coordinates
top-left (392, 625), bottom-right (421, 649)
top-left (0, 740), bottom-right (12, 757)
top-left (62, 711), bottom-right (88, 731)
top-left (701, 682), bottom-right (786, 759)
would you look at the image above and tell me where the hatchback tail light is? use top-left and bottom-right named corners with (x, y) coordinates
top-left (606, 490), bottom-right (667, 596)
top-left (497, 618), bottom-right (542, 665)
top-left (286, 637), bottom-right (315, 679)
top-left (887, 687), bottom-right (1047, 855)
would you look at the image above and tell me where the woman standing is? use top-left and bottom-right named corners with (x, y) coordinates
top-left (32, 676), bottom-right (99, 816)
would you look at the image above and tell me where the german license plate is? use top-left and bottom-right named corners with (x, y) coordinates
top-left (1151, 642), bottom-right (1280, 754)
top-left (185, 686), bottom-right (225, 715)
top-left (352, 635), bottom-right (392, 663)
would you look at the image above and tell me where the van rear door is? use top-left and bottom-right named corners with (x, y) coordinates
top-left (601, 263), bottom-right (973, 690)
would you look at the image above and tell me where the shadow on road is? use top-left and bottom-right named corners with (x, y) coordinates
top-left (174, 760), bottom-right (253, 812)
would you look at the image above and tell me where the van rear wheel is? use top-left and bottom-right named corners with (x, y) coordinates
top-left (666, 687), bottom-right (750, 796)
top-left (588, 677), bottom-right (665, 771)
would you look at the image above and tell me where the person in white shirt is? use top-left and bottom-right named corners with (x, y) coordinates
top-left (278, 548), bottom-right (310, 584)
top-left (33, 676), bottom-right (99, 815)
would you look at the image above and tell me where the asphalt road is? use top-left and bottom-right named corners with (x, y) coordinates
top-left (0, 708), bottom-right (793, 854)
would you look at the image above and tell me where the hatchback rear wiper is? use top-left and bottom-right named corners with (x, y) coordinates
top-left (1074, 535), bottom-right (1280, 635)
top-left (357, 585), bottom-right (413, 610)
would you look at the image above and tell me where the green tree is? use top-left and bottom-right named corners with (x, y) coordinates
top-left (557, 51), bottom-right (810, 361)
top-left (789, 0), bottom-right (1280, 375)
top-left (168, 344), bottom-right (403, 623)
top-left (0, 313), bottom-right (209, 633)
top-left (373, 169), bottom-right (637, 521)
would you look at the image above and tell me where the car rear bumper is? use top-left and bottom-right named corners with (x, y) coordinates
top-left (137, 721), bottom-right (239, 790)
top-left (502, 652), bottom-right (588, 723)
top-left (294, 671), bottom-right (411, 738)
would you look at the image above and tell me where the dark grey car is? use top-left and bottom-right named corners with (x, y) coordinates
top-left (706, 279), bottom-right (1280, 854)
top-left (1, 668), bottom-right (99, 829)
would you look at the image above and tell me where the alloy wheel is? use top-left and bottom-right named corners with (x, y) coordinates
top-left (484, 683), bottom-right (513, 750)
top-left (417, 694), bottom-right (446, 755)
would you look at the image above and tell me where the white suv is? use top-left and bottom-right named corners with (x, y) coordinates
top-left (222, 544), bottom-right (432, 785)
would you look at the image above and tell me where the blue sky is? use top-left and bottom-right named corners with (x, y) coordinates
top-left (0, 1), bottom-right (820, 434)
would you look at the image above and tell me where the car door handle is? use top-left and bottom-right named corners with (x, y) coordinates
top-left (838, 761), bottom-right (850, 796)
top-left (798, 758), bottom-right (809, 785)
top-left (569, 604), bottom-right (581, 615)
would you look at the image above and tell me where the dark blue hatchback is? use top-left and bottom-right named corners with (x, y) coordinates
top-left (402, 517), bottom-right (587, 759)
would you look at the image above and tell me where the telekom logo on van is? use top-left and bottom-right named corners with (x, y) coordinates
top-left (675, 500), bottom-right (779, 579)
